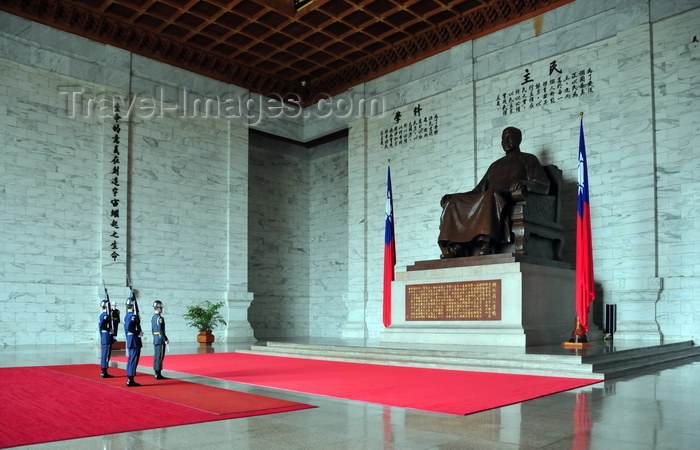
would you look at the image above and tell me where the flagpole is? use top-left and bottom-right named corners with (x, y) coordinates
top-left (383, 160), bottom-right (396, 328)
top-left (564, 112), bottom-right (595, 349)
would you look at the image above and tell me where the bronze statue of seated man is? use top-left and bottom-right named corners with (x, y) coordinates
top-left (438, 127), bottom-right (550, 258)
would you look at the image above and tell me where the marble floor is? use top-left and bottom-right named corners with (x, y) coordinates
top-left (2, 341), bottom-right (700, 450)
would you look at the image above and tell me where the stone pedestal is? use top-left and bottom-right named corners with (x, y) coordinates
top-left (381, 255), bottom-right (578, 347)
top-left (225, 292), bottom-right (256, 343)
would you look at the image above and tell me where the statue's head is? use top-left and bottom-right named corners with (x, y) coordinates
top-left (501, 127), bottom-right (522, 152)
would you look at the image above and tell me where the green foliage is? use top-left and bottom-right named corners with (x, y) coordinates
top-left (182, 300), bottom-right (227, 332)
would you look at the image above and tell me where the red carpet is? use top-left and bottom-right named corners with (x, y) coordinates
top-left (0, 365), bottom-right (313, 449)
top-left (114, 352), bottom-right (601, 415)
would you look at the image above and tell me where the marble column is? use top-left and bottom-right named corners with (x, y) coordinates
top-left (343, 117), bottom-right (370, 339)
top-left (607, 19), bottom-right (662, 342)
top-left (224, 117), bottom-right (255, 342)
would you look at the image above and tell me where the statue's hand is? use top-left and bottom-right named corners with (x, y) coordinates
top-left (510, 182), bottom-right (524, 192)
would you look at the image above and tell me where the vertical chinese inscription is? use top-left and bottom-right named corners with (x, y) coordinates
top-left (109, 105), bottom-right (121, 261)
top-left (406, 280), bottom-right (501, 321)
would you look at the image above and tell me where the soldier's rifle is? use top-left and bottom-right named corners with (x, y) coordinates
top-left (127, 275), bottom-right (140, 322)
top-left (102, 280), bottom-right (113, 334)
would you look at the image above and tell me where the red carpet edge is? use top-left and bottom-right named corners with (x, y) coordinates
top-left (113, 352), bottom-right (601, 416)
top-left (0, 365), bottom-right (314, 448)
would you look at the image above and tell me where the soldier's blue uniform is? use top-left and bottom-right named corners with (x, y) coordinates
top-left (98, 300), bottom-right (114, 378)
top-left (151, 300), bottom-right (169, 380)
top-left (124, 298), bottom-right (142, 387)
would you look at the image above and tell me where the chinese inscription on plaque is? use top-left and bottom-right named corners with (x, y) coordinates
top-left (406, 280), bottom-right (501, 321)
top-left (495, 60), bottom-right (595, 117)
top-left (379, 103), bottom-right (439, 149)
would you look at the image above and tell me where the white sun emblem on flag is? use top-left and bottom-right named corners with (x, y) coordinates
top-left (577, 152), bottom-right (585, 195)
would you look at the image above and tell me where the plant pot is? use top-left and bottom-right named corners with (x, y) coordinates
top-left (196, 331), bottom-right (215, 346)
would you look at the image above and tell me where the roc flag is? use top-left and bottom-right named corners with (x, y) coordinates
top-left (383, 165), bottom-right (396, 328)
top-left (575, 119), bottom-right (595, 332)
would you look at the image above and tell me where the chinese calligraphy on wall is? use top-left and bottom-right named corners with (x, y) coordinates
top-left (109, 105), bottom-right (122, 261)
top-left (495, 60), bottom-right (595, 116)
top-left (379, 103), bottom-right (439, 149)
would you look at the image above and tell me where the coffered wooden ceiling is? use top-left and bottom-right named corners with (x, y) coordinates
top-left (1, 0), bottom-right (572, 105)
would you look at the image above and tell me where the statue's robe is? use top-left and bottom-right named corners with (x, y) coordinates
top-left (438, 150), bottom-right (549, 247)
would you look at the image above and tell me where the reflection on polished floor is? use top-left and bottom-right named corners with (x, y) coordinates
top-left (2, 340), bottom-right (700, 450)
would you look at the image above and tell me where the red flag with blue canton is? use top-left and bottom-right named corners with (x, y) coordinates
top-left (383, 165), bottom-right (396, 328)
top-left (575, 119), bottom-right (595, 332)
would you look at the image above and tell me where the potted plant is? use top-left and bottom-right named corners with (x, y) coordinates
top-left (182, 300), bottom-right (227, 345)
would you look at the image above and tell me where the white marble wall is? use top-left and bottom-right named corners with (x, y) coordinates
top-left (309, 139), bottom-right (349, 337)
top-left (0, 58), bottom-right (104, 345)
top-left (1, 0), bottom-right (699, 345)
top-left (247, 133), bottom-right (348, 340)
top-left (652, 7), bottom-right (700, 340)
top-left (247, 134), bottom-right (310, 338)
top-left (0, 13), bottom-right (255, 345)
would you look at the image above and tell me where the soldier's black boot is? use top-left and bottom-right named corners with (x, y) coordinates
top-left (126, 376), bottom-right (141, 387)
top-left (100, 369), bottom-right (114, 378)
top-left (154, 371), bottom-right (167, 380)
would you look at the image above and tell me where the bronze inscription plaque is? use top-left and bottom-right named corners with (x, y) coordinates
top-left (406, 280), bottom-right (501, 321)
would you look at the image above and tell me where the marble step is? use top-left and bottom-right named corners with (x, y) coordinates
top-left (241, 340), bottom-right (700, 381)
top-left (240, 342), bottom-right (602, 379)
top-left (585, 342), bottom-right (700, 379)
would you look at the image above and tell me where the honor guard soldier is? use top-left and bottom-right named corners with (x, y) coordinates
top-left (98, 300), bottom-right (115, 378)
top-left (151, 300), bottom-right (169, 380)
top-left (124, 297), bottom-right (143, 387)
